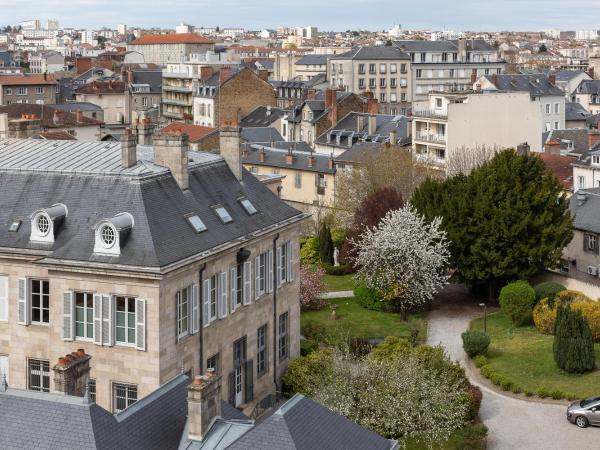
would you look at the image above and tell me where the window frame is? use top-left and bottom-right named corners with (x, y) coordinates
top-left (75, 291), bottom-right (94, 340)
top-left (115, 295), bottom-right (137, 346)
top-left (257, 324), bottom-right (268, 376)
top-left (28, 358), bottom-right (50, 392)
top-left (112, 381), bottom-right (138, 413)
top-left (176, 286), bottom-right (190, 340)
top-left (30, 278), bottom-right (49, 325)
top-left (207, 353), bottom-right (219, 373)
top-left (278, 312), bottom-right (289, 361)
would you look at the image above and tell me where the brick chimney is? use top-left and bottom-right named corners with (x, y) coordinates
top-left (331, 93), bottom-right (338, 128)
top-left (590, 129), bottom-right (600, 149)
top-left (587, 67), bottom-right (595, 80)
top-left (187, 369), bottom-right (222, 442)
top-left (286, 147), bottom-right (294, 164)
top-left (357, 114), bottom-right (365, 131)
top-left (491, 73), bottom-right (498, 86)
top-left (219, 67), bottom-right (232, 84)
top-left (544, 139), bottom-right (561, 154)
top-left (153, 131), bottom-right (190, 190)
top-left (121, 127), bottom-right (137, 168)
top-left (470, 70), bottom-right (477, 83)
top-left (306, 89), bottom-right (316, 100)
top-left (219, 123), bottom-right (243, 180)
top-left (324, 88), bottom-right (335, 109)
top-left (257, 69), bottom-right (269, 81)
top-left (52, 349), bottom-right (91, 397)
top-left (200, 66), bottom-right (214, 81)
top-left (259, 147), bottom-right (266, 162)
top-left (136, 112), bottom-right (154, 145)
top-left (368, 114), bottom-right (377, 135)
top-left (76, 110), bottom-right (83, 123)
top-left (127, 70), bottom-right (134, 84)
top-left (367, 98), bottom-right (379, 115)
top-left (548, 72), bottom-right (556, 86)
top-left (328, 154), bottom-right (334, 170)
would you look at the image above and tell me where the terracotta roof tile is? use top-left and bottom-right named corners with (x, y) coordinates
top-left (75, 81), bottom-right (127, 94)
top-left (536, 153), bottom-right (575, 190)
top-left (130, 33), bottom-right (213, 45)
top-left (0, 74), bottom-right (56, 86)
top-left (0, 104), bottom-right (103, 128)
top-left (161, 122), bottom-right (216, 142)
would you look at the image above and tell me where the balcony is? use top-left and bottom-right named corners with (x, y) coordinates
top-left (162, 110), bottom-right (184, 120)
top-left (415, 152), bottom-right (447, 167)
top-left (162, 70), bottom-right (194, 79)
top-left (412, 109), bottom-right (448, 120)
top-left (163, 84), bottom-right (193, 93)
top-left (414, 132), bottom-right (446, 145)
top-left (162, 97), bottom-right (193, 107)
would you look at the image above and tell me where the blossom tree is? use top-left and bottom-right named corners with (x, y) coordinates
top-left (353, 205), bottom-right (449, 318)
top-left (300, 264), bottom-right (326, 311)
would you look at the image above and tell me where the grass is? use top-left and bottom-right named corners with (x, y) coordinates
top-left (402, 423), bottom-right (488, 450)
top-left (471, 312), bottom-right (600, 399)
top-left (323, 274), bottom-right (355, 292)
top-left (301, 297), bottom-right (427, 343)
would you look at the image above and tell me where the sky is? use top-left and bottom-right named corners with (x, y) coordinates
top-left (2, 0), bottom-right (600, 31)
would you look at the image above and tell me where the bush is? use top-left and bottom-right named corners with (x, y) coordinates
top-left (473, 355), bottom-right (489, 368)
top-left (300, 236), bottom-right (320, 265)
top-left (553, 305), bottom-right (595, 373)
top-left (300, 339), bottom-right (318, 356)
top-left (321, 262), bottom-right (354, 275)
top-left (461, 330), bottom-right (491, 357)
top-left (281, 348), bottom-right (333, 397)
top-left (534, 281), bottom-right (565, 303)
top-left (353, 281), bottom-right (383, 311)
top-left (299, 265), bottom-right (326, 311)
top-left (330, 227), bottom-right (346, 249)
top-left (464, 384), bottom-right (482, 422)
top-left (479, 364), bottom-right (493, 379)
top-left (370, 336), bottom-right (412, 361)
top-left (550, 389), bottom-right (565, 400)
top-left (301, 321), bottom-right (327, 341)
top-left (499, 280), bottom-right (536, 326)
top-left (537, 387), bottom-right (550, 398)
top-left (449, 423), bottom-right (487, 450)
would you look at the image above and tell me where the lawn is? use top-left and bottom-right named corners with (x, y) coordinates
top-left (301, 297), bottom-right (427, 343)
top-left (323, 274), bottom-right (355, 292)
top-left (471, 312), bottom-right (600, 399)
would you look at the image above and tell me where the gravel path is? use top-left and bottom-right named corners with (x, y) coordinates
top-left (427, 285), bottom-right (599, 450)
top-left (319, 290), bottom-right (354, 299)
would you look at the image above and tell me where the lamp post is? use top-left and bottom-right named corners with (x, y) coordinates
top-left (479, 303), bottom-right (487, 333)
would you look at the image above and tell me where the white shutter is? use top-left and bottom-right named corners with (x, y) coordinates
top-left (93, 294), bottom-right (102, 345)
top-left (254, 256), bottom-right (260, 300)
top-left (135, 298), bottom-right (146, 351)
top-left (62, 291), bottom-right (74, 341)
top-left (230, 266), bottom-right (237, 312)
top-left (267, 249), bottom-right (274, 293)
top-left (243, 261), bottom-right (251, 305)
top-left (287, 241), bottom-right (294, 282)
top-left (187, 286), bottom-right (193, 334)
top-left (0, 355), bottom-right (8, 385)
top-left (203, 279), bottom-right (210, 326)
top-left (101, 295), bottom-right (112, 346)
top-left (0, 275), bottom-right (7, 321)
top-left (192, 283), bottom-right (199, 333)
top-left (218, 271), bottom-right (228, 319)
top-left (17, 278), bottom-right (28, 325)
top-left (276, 246), bottom-right (283, 287)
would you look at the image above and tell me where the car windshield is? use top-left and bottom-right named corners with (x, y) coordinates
top-left (580, 396), bottom-right (600, 407)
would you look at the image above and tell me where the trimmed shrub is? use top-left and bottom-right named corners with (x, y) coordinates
top-left (553, 305), bottom-right (595, 373)
top-left (370, 336), bottom-right (412, 361)
top-left (281, 348), bottom-right (333, 397)
top-left (321, 262), bottom-right (354, 276)
top-left (499, 280), bottom-right (536, 326)
top-left (300, 339), bottom-right (318, 356)
top-left (534, 281), bottom-right (565, 303)
top-left (461, 330), bottom-right (491, 357)
top-left (473, 355), bottom-right (489, 368)
top-left (353, 281), bottom-right (383, 311)
top-left (465, 384), bottom-right (483, 421)
top-left (300, 236), bottom-right (320, 265)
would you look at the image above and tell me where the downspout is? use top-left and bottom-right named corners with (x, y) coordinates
top-left (272, 233), bottom-right (280, 389)
top-left (198, 263), bottom-right (207, 373)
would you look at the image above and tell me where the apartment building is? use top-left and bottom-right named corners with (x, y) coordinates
top-left (394, 39), bottom-right (505, 102)
top-left (0, 126), bottom-right (306, 415)
top-left (28, 51), bottom-right (65, 74)
top-left (74, 80), bottom-right (129, 124)
top-left (329, 46), bottom-right (412, 115)
top-left (412, 91), bottom-right (542, 172)
top-left (127, 33), bottom-right (214, 65)
top-left (0, 74), bottom-right (58, 105)
top-left (574, 80), bottom-right (600, 115)
top-left (294, 54), bottom-right (329, 81)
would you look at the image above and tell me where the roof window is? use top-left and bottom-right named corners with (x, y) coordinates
top-left (239, 198), bottom-right (257, 215)
top-left (186, 214), bottom-right (207, 233)
top-left (214, 206), bottom-right (233, 224)
top-left (8, 220), bottom-right (21, 232)
top-left (94, 212), bottom-right (134, 256)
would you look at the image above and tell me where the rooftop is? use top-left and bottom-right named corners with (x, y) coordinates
top-left (130, 32), bottom-right (213, 46)
top-left (0, 73), bottom-right (56, 86)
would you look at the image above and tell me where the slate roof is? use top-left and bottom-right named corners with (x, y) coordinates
top-left (335, 142), bottom-right (389, 164)
top-left (241, 127), bottom-right (283, 143)
top-left (570, 188), bottom-right (600, 234)
top-left (554, 70), bottom-right (588, 82)
top-left (50, 102), bottom-right (103, 113)
top-left (577, 80), bottom-right (600, 95)
top-left (482, 74), bottom-right (563, 97)
top-left (543, 129), bottom-right (596, 157)
top-left (316, 113), bottom-right (409, 148)
top-left (131, 70), bottom-right (162, 93)
top-left (240, 106), bottom-right (287, 127)
top-left (0, 139), bottom-right (304, 269)
top-left (394, 39), bottom-right (495, 53)
top-left (295, 54), bottom-right (329, 65)
top-left (331, 46), bottom-right (410, 61)
top-left (242, 145), bottom-right (334, 174)
top-left (565, 102), bottom-right (591, 122)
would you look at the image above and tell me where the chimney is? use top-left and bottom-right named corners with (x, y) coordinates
top-left (121, 127), bottom-right (137, 168)
top-left (258, 69), bottom-right (269, 81)
top-left (587, 66), bottom-right (595, 80)
top-left (153, 131), bottom-right (190, 190)
top-left (328, 154), bottom-right (334, 170)
top-left (362, 91), bottom-right (374, 100)
top-left (259, 147), bottom-right (266, 162)
top-left (544, 139), bottom-right (561, 154)
top-left (548, 72), bottom-right (556, 86)
top-left (286, 147), bottom-right (294, 164)
top-left (458, 38), bottom-right (466, 62)
top-left (324, 88), bottom-right (335, 109)
top-left (516, 142), bottom-right (530, 156)
top-left (219, 123), bottom-right (243, 181)
top-left (331, 93), bottom-right (338, 128)
top-left (266, 105), bottom-right (271, 117)
top-left (308, 153), bottom-right (315, 168)
top-left (136, 112), bottom-right (154, 145)
top-left (200, 66), bottom-right (214, 81)
top-left (187, 370), bottom-right (222, 442)
top-left (53, 109), bottom-right (60, 126)
top-left (8, 116), bottom-right (42, 139)
top-left (219, 67), bottom-right (232, 84)
top-left (589, 129), bottom-right (600, 149)
top-left (306, 89), bottom-right (316, 100)
top-left (491, 73), bottom-right (498, 86)
top-left (470, 70), bottom-right (477, 83)
top-left (76, 110), bottom-right (83, 123)
top-left (367, 98), bottom-right (379, 115)
top-left (368, 114), bottom-right (377, 135)
top-left (357, 114), bottom-right (365, 131)
top-left (52, 349), bottom-right (91, 397)
top-left (43, 71), bottom-right (47, 81)
top-left (389, 129), bottom-right (397, 145)
top-left (127, 70), bottom-right (134, 84)
top-left (0, 113), bottom-right (7, 138)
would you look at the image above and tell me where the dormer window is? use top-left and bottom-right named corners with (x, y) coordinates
top-left (94, 213), bottom-right (134, 256)
top-left (593, 155), bottom-right (600, 165)
top-left (30, 203), bottom-right (68, 244)
top-left (9, 220), bottom-right (21, 232)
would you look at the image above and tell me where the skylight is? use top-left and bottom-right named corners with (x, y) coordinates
top-left (187, 215), bottom-right (207, 233)
top-left (240, 198), bottom-right (257, 215)
top-left (214, 206), bottom-right (233, 224)
top-left (8, 220), bottom-right (21, 232)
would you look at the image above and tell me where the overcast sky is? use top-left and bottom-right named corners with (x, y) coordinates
top-left (2, 0), bottom-right (600, 31)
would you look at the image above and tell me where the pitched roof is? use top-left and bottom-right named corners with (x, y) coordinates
top-left (37, 131), bottom-right (78, 140)
top-left (130, 33), bottom-right (213, 45)
top-left (0, 104), bottom-right (103, 128)
top-left (331, 46), bottom-right (410, 61)
top-left (242, 145), bottom-right (334, 174)
top-left (0, 73), bottom-right (56, 86)
top-left (570, 188), bottom-right (600, 234)
top-left (161, 122), bottom-right (216, 142)
top-left (316, 113), bottom-right (409, 148)
top-left (394, 39), bottom-right (495, 53)
top-left (241, 127), bottom-right (283, 143)
top-left (240, 106), bottom-right (286, 127)
top-left (565, 102), bottom-right (591, 122)
top-left (295, 54), bottom-right (329, 65)
top-left (577, 79), bottom-right (600, 95)
top-left (75, 81), bottom-right (127, 94)
top-left (482, 74), bottom-right (563, 97)
top-left (536, 153), bottom-right (575, 190)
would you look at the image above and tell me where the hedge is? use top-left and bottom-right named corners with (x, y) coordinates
top-left (533, 281), bottom-right (566, 303)
top-left (353, 281), bottom-right (383, 311)
top-left (461, 330), bottom-right (490, 358)
top-left (499, 280), bottom-right (536, 326)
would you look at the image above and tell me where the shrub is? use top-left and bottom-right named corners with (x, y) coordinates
top-left (370, 336), bottom-right (412, 361)
top-left (300, 321), bottom-right (327, 341)
top-left (537, 387), bottom-right (550, 398)
top-left (353, 281), bottom-right (383, 311)
top-left (330, 227), bottom-right (346, 249)
top-left (534, 281), bottom-right (565, 303)
top-left (499, 280), bottom-right (536, 326)
top-left (281, 348), bottom-right (333, 397)
top-left (524, 390), bottom-right (534, 397)
top-left (461, 330), bottom-right (491, 358)
top-left (473, 355), bottom-right (489, 368)
top-left (500, 378), bottom-right (513, 391)
top-left (299, 265), bottom-right (326, 311)
top-left (413, 345), bottom-right (467, 388)
top-left (533, 297), bottom-right (559, 335)
top-left (300, 339), bottom-right (318, 356)
top-left (300, 236), bottom-right (320, 265)
top-left (479, 364), bottom-right (493, 378)
top-left (553, 305), bottom-right (595, 373)
top-left (464, 384), bottom-right (482, 422)
top-left (511, 385), bottom-right (522, 394)
top-left (321, 262), bottom-right (354, 276)
top-left (450, 423), bottom-right (488, 450)
top-left (550, 389), bottom-right (565, 400)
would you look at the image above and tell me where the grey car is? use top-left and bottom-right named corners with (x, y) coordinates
top-left (567, 396), bottom-right (600, 428)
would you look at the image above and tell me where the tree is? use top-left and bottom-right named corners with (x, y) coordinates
top-left (318, 223), bottom-right (334, 265)
top-left (353, 205), bottom-right (450, 318)
top-left (539, 43), bottom-right (548, 53)
top-left (498, 280), bottom-right (536, 326)
top-left (553, 305), bottom-right (595, 373)
top-left (411, 150), bottom-right (573, 300)
top-left (299, 265), bottom-right (326, 311)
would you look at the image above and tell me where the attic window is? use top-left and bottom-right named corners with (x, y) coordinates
top-left (214, 206), bottom-right (233, 224)
top-left (36, 215), bottom-right (50, 236)
top-left (240, 198), bottom-right (257, 215)
top-left (593, 155), bottom-right (600, 165)
top-left (100, 224), bottom-right (116, 248)
top-left (9, 220), bottom-right (21, 232)
top-left (187, 214), bottom-right (207, 233)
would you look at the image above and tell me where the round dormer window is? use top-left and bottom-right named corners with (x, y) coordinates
top-left (36, 214), bottom-right (50, 237)
top-left (100, 224), bottom-right (116, 248)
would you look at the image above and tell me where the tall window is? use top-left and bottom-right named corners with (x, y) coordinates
top-left (89, 379), bottom-right (96, 403)
top-left (207, 353), bottom-right (219, 373)
top-left (28, 359), bottom-right (50, 392)
top-left (358, 63), bottom-right (365, 74)
top-left (587, 234), bottom-right (597, 252)
top-left (278, 312), bottom-right (289, 361)
top-left (209, 274), bottom-right (218, 320)
top-left (31, 279), bottom-right (49, 324)
top-left (257, 324), bottom-right (267, 376)
top-left (233, 263), bottom-right (243, 309)
top-left (115, 296), bottom-right (136, 345)
top-left (294, 172), bottom-right (302, 189)
top-left (369, 63), bottom-right (376, 74)
top-left (177, 286), bottom-right (190, 339)
top-left (113, 382), bottom-right (137, 413)
top-left (256, 252), bottom-right (267, 296)
top-left (75, 292), bottom-right (94, 339)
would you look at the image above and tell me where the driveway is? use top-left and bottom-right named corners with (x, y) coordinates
top-left (427, 284), bottom-right (599, 450)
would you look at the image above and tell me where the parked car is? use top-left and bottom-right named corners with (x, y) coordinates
top-left (567, 396), bottom-right (600, 428)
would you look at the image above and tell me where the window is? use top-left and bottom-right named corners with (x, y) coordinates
top-left (142, 97), bottom-right (148, 107)
top-left (587, 234), bottom-right (597, 252)
top-left (390, 63), bottom-right (397, 74)
top-left (593, 155), bottom-right (600, 165)
top-left (115, 296), bottom-right (136, 345)
top-left (316, 174), bottom-right (326, 195)
top-left (75, 292), bottom-right (94, 339)
top-left (420, 52), bottom-right (426, 62)
top-left (272, 168), bottom-right (280, 175)
top-left (100, 224), bottom-right (116, 248)
top-left (369, 78), bottom-right (376, 88)
top-left (379, 78), bottom-right (386, 88)
top-left (282, 123), bottom-right (287, 137)
top-left (578, 176), bottom-right (586, 190)
top-left (215, 206), bottom-right (233, 224)
top-left (278, 241), bottom-right (293, 285)
top-left (545, 103), bottom-right (550, 114)
top-left (390, 78), bottom-right (397, 88)
top-left (208, 274), bottom-right (218, 321)
top-left (358, 78), bottom-right (365, 89)
top-left (379, 92), bottom-right (386, 103)
top-left (256, 252), bottom-right (267, 297)
top-left (390, 92), bottom-right (397, 102)
top-left (250, 166), bottom-right (258, 174)
top-left (232, 262), bottom-right (243, 309)
top-left (554, 103), bottom-right (559, 114)
top-left (113, 382), bottom-right (137, 413)
top-left (4, 88), bottom-right (11, 95)
top-left (177, 286), bottom-right (190, 339)
top-left (416, 69), bottom-right (422, 79)
top-left (554, 122), bottom-right (559, 130)
top-left (294, 171), bottom-right (302, 188)
top-left (369, 64), bottom-right (376, 74)
top-left (36, 87), bottom-right (44, 94)
top-left (401, 93), bottom-right (406, 102)
top-left (257, 324), bottom-right (267, 376)
top-left (17, 87), bottom-right (27, 96)
top-left (400, 63), bottom-right (406, 73)
top-left (240, 198), bottom-right (257, 215)
top-left (278, 312), bottom-right (289, 360)
top-left (379, 64), bottom-right (386, 74)
top-left (358, 63), bottom-right (365, 74)
top-left (28, 359), bottom-right (50, 392)
top-left (207, 353), bottom-right (219, 373)
top-left (187, 214), bottom-right (207, 233)
top-left (30, 279), bottom-right (49, 324)
top-left (37, 214), bottom-right (50, 236)
top-left (88, 379), bottom-right (96, 403)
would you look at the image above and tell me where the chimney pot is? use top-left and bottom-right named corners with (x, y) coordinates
top-left (187, 371), bottom-right (222, 442)
top-left (153, 131), bottom-right (190, 190)
top-left (219, 125), bottom-right (243, 180)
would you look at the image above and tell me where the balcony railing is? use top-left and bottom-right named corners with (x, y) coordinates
top-left (162, 84), bottom-right (193, 93)
top-left (414, 133), bottom-right (446, 144)
top-left (162, 70), bottom-right (194, 79)
top-left (412, 109), bottom-right (448, 120)
top-left (162, 97), bottom-right (193, 107)
top-left (162, 110), bottom-right (184, 120)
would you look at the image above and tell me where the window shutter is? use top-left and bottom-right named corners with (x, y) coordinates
top-left (202, 279), bottom-right (210, 327)
top-left (0, 275), bottom-right (7, 321)
top-left (175, 291), bottom-right (181, 344)
top-left (243, 261), bottom-right (252, 305)
top-left (187, 286), bottom-right (193, 334)
top-left (93, 294), bottom-right (102, 345)
top-left (192, 283), bottom-right (200, 333)
top-left (17, 278), bottom-right (28, 325)
top-left (287, 241), bottom-right (294, 282)
top-left (219, 271), bottom-right (228, 319)
top-left (135, 298), bottom-right (146, 351)
top-left (254, 256), bottom-right (260, 300)
top-left (230, 266), bottom-right (237, 312)
top-left (228, 371), bottom-right (236, 406)
top-left (276, 246), bottom-right (283, 287)
top-left (62, 291), bottom-right (74, 341)
top-left (245, 359), bottom-right (254, 403)
top-left (101, 295), bottom-right (113, 346)
top-left (267, 249), bottom-right (273, 293)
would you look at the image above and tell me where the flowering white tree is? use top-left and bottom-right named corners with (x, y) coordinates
top-left (353, 205), bottom-right (449, 317)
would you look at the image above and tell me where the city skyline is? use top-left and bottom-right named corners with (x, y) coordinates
top-left (2, 0), bottom-right (600, 31)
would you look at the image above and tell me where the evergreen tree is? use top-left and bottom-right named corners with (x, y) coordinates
top-left (318, 223), bottom-right (334, 265)
top-left (553, 305), bottom-right (595, 373)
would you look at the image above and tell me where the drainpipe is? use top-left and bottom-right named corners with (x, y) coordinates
top-left (198, 263), bottom-right (207, 373)
top-left (272, 233), bottom-right (280, 389)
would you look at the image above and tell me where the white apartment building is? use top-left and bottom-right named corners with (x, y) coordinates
top-left (127, 33), bottom-right (214, 65)
top-left (117, 24), bottom-right (127, 35)
top-left (80, 30), bottom-right (97, 46)
top-left (28, 51), bottom-right (65, 74)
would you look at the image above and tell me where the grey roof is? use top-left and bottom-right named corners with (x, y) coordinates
top-left (553, 70), bottom-right (588, 82)
top-left (227, 394), bottom-right (397, 450)
top-left (316, 113), bottom-right (409, 148)
top-left (242, 145), bottom-right (334, 174)
top-left (132, 70), bottom-right (162, 93)
top-left (394, 39), bottom-right (495, 53)
top-left (577, 80), bottom-right (600, 95)
top-left (570, 188), bottom-right (600, 234)
top-left (335, 142), bottom-right (390, 164)
top-left (0, 139), bottom-right (303, 269)
top-left (0, 51), bottom-right (15, 67)
top-left (240, 106), bottom-right (286, 127)
top-left (483, 74), bottom-right (563, 97)
top-left (331, 46), bottom-right (409, 61)
top-left (295, 54), bottom-right (329, 65)
top-left (49, 102), bottom-right (104, 113)
top-left (565, 102), bottom-right (591, 122)
top-left (543, 129), bottom-right (597, 157)
top-left (241, 127), bottom-right (283, 143)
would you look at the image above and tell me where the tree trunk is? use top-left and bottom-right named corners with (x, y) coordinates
top-left (488, 277), bottom-right (495, 303)
top-left (400, 306), bottom-right (407, 321)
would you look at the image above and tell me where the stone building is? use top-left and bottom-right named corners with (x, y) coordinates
top-left (127, 33), bottom-right (214, 65)
top-left (0, 73), bottom-right (58, 106)
top-left (0, 126), bottom-right (307, 414)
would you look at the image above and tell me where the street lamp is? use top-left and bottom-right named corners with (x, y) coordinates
top-left (479, 303), bottom-right (487, 333)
